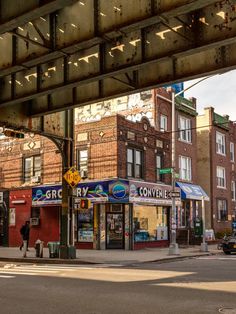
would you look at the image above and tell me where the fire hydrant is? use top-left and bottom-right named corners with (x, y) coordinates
top-left (35, 239), bottom-right (44, 258)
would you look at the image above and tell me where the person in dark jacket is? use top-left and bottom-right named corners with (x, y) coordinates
top-left (19, 221), bottom-right (30, 251)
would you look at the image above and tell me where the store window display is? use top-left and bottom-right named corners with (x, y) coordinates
top-left (133, 205), bottom-right (168, 242)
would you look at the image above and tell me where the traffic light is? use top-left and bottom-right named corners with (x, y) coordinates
top-left (4, 130), bottom-right (24, 139)
top-left (80, 198), bottom-right (91, 209)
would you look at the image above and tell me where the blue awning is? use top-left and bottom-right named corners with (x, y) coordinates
top-left (176, 182), bottom-right (209, 201)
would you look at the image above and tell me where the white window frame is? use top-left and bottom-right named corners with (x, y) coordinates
top-left (23, 155), bottom-right (41, 183)
top-left (217, 166), bottom-right (226, 188)
top-left (217, 199), bottom-right (228, 221)
top-left (216, 131), bottom-right (226, 155)
top-left (156, 155), bottom-right (163, 182)
top-left (179, 156), bottom-right (192, 181)
top-left (178, 116), bottom-right (191, 143)
top-left (232, 181), bottom-right (236, 200)
top-left (160, 114), bottom-right (168, 132)
top-left (230, 142), bottom-right (235, 162)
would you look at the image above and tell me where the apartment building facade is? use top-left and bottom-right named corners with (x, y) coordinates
top-left (197, 107), bottom-right (236, 235)
top-left (154, 88), bottom-right (209, 243)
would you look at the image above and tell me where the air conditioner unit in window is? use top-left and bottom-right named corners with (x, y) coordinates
top-left (80, 170), bottom-right (88, 178)
top-left (31, 175), bottom-right (41, 183)
top-left (30, 217), bottom-right (40, 226)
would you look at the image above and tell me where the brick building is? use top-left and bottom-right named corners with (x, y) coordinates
top-left (0, 134), bottom-right (61, 247)
top-left (197, 107), bottom-right (236, 235)
top-left (0, 87), bottom-right (210, 249)
top-left (154, 88), bottom-right (209, 243)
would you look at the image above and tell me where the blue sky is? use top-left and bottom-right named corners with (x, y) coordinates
top-left (184, 69), bottom-right (236, 120)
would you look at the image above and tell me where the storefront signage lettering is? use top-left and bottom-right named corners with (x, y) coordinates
top-left (45, 189), bottom-right (62, 199)
top-left (138, 187), bottom-right (170, 199)
top-left (76, 187), bottom-right (89, 197)
top-left (32, 185), bottom-right (62, 206)
top-left (129, 180), bottom-right (181, 205)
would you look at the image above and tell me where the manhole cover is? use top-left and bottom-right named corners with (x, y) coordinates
top-left (219, 308), bottom-right (236, 313)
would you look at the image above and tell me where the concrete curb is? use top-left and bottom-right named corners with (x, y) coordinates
top-left (0, 251), bottom-right (221, 266)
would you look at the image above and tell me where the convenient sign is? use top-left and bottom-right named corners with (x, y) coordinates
top-left (159, 168), bottom-right (172, 174)
top-left (63, 166), bottom-right (81, 188)
top-left (129, 181), bottom-right (181, 205)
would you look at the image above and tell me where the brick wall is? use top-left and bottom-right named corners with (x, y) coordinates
top-left (75, 114), bottom-right (171, 183)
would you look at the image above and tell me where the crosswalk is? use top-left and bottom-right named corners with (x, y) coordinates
top-left (0, 263), bottom-right (121, 279)
top-left (197, 255), bottom-right (236, 260)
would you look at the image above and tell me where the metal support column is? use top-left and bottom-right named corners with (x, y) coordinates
top-left (60, 109), bottom-right (76, 259)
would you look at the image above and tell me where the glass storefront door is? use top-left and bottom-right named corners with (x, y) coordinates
top-left (106, 212), bottom-right (124, 249)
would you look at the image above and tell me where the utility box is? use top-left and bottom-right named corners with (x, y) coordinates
top-left (194, 218), bottom-right (203, 237)
top-left (48, 242), bottom-right (60, 258)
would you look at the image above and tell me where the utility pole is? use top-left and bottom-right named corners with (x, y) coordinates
top-left (200, 196), bottom-right (208, 252)
top-left (168, 90), bottom-right (180, 255)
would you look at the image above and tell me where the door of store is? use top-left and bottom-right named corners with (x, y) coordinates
top-left (0, 204), bottom-right (7, 246)
top-left (106, 212), bottom-right (124, 249)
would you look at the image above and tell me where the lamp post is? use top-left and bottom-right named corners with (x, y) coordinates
top-left (200, 196), bottom-right (208, 252)
top-left (168, 89), bottom-right (179, 255)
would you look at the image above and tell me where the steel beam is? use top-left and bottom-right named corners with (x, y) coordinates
top-left (0, 0), bottom-right (236, 119)
top-left (0, 0), bottom-right (77, 34)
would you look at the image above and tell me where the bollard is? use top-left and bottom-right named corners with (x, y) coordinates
top-left (22, 240), bottom-right (27, 258)
top-left (35, 239), bottom-right (44, 258)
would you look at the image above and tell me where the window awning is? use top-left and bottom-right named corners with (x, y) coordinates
top-left (176, 182), bottom-right (209, 201)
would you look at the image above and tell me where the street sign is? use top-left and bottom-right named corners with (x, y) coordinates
top-left (63, 166), bottom-right (81, 188)
top-left (170, 191), bottom-right (181, 198)
top-left (159, 168), bottom-right (172, 174)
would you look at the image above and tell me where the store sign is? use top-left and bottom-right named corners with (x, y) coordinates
top-left (75, 181), bottom-right (109, 202)
top-left (108, 180), bottom-right (129, 203)
top-left (75, 180), bottom-right (129, 203)
top-left (129, 181), bottom-right (181, 205)
top-left (32, 185), bottom-right (62, 206)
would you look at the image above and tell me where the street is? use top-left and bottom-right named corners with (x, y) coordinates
top-left (0, 254), bottom-right (236, 314)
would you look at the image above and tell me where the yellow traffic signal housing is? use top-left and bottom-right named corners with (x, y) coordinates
top-left (80, 198), bottom-right (91, 209)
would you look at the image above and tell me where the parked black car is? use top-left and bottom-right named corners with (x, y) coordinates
top-left (222, 233), bottom-right (236, 254)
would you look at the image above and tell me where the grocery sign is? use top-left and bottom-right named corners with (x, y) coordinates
top-left (32, 185), bottom-right (62, 206)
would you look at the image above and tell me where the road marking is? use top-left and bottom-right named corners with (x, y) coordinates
top-left (0, 275), bottom-right (15, 278)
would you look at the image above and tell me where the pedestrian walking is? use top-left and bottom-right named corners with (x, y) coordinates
top-left (19, 221), bottom-right (30, 252)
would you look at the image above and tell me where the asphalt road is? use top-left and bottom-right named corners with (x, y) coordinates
top-left (0, 254), bottom-right (236, 314)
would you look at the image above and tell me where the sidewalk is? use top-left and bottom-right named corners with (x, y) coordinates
top-left (0, 244), bottom-right (221, 265)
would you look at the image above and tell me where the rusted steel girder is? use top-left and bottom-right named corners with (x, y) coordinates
top-left (0, 0), bottom-right (236, 121)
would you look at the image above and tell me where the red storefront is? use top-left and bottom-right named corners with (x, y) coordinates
top-left (9, 186), bottom-right (60, 247)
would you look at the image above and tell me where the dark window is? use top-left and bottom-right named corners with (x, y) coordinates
top-left (127, 148), bottom-right (143, 179)
top-left (31, 207), bottom-right (40, 218)
top-left (217, 199), bottom-right (228, 221)
top-left (23, 155), bottom-right (41, 183)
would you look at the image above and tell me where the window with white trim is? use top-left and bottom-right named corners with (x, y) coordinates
top-left (216, 131), bottom-right (226, 155)
top-left (178, 116), bottom-right (191, 143)
top-left (23, 155), bottom-right (41, 183)
top-left (156, 155), bottom-right (163, 182)
top-left (160, 114), bottom-right (168, 132)
top-left (230, 142), bottom-right (235, 162)
top-left (217, 166), bottom-right (226, 188)
top-left (217, 199), bottom-right (228, 221)
top-left (127, 148), bottom-right (143, 179)
top-left (231, 181), bottom-right (236, 200)
top-left (77, 149), bottom-right (88, 178)
top-left (179, 156), bottom-right (192, 181)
